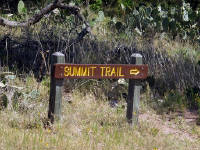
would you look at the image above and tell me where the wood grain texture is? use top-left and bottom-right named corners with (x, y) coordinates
top-left (126, 53), bottom-right (143, 124)
top-left (48, 52), bottom-right (65, 123)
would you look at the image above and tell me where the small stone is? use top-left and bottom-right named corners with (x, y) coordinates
top-left (109, 99), bottom-right (119, 108)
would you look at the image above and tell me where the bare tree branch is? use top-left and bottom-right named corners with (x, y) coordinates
top-left (28, 3), bottom-right (57, 25)
top-left (0, 1), bottom-right (90, 39)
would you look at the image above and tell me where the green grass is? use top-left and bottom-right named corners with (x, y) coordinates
top-left (0, 76), bottom-right (200, 150)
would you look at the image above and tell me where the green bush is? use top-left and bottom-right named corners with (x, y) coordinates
top-left (90, 0), bottom-right (102, 12)
top-left (186, 87), bottom-right (200, 110)
top-left (0, 94), bottom-right (8, 110)
top-left (162, 90), bottom-right (186, 112)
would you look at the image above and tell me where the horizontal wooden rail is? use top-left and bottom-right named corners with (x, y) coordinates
top-left (54, 64), bottom-right (148, 79)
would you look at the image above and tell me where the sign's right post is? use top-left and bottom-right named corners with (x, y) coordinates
top-left (126, 53), bottom-right (143, 124)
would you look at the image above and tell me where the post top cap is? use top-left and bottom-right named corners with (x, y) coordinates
top-left (52, 52), bottom-right (65, 56)
top-left (131, 53), bottom-right (142, 58)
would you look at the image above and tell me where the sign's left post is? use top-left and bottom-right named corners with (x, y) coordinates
top-left (48, 52), bottom-right (65, 123)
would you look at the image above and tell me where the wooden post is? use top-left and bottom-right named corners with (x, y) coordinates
top-left (126, 53), bottom-right (142, 124)
top-left (48, 52), bottom-right (65, 123)
top-left (0, 58), bottom-right (1, 80)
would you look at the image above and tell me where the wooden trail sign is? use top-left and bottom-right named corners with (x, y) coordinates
top-left (54, 64), bottom-right (148, 79)
top-left (48, 52), bottom-right (148, 125)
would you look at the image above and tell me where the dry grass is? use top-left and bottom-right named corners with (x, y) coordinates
top-left (0, 76), bottom-right (200, 150)
top-left (152, 37), bottom-right (199, 62)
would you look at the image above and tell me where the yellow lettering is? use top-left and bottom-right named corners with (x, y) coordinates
top-left (64, 65), bottom-right (125, 77)
top-left (100, 67), bottom-right (106, 76)
top-left (64, 66), bottom-right (70, 76)
top-left (87, 67), bottom-right (90, 76)
top-left (110, 67), bottom-right (116, 76)
top-left (71, 67), bottom-right (77, 76)
top-left (119, 67), bottom-right (124, 77)
top-left (90, 67), bottom-right (97, 76)
top-left (77, 67), bottom-right (82, 76)
top-left (130, 68), bottom-right (140, 75)
top-left (105, 67), bottom-right (111, 76)
top-left (82, 67), bottom-right (88, 76)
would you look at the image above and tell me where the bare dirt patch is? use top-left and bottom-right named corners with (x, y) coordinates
top-left (140, 110), bottom-right (200, 142)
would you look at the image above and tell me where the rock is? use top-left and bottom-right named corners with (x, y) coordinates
top-left (0, 82), bottom-right (6, 88)
top-left (109, 99), bottom-right (119, 108)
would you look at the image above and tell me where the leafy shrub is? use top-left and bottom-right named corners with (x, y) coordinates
top-left (185, 87), bottom-right (200, 124)
top-left (90, 0), bottom-right (102, 12)
top-left (0, 94), bottom-right (8, 110)
top-left (186, 87), bottom-right (200, 110)
top-left (162, 90), bottom-right (186, 112)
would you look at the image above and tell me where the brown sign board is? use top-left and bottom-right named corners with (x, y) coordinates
top-left (54, 64), bottom-right (148, 79)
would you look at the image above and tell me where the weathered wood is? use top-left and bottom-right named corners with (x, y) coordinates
top-left (48, 52), bottom-right (65, 123)
top-left (126, 53), bottom-right (143, 124)
top-left (0, 58), bottom-right (1, 81)
top-left (48, 52), bottom-right (147, 124)
top-left (54, 64), bottom-right (148, 79)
